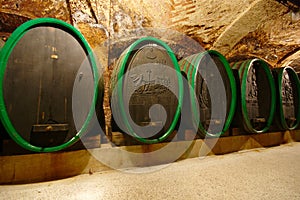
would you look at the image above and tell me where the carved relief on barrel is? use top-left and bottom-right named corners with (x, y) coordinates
top-left (179, 50), bottom-right (237, 137)
top-left (272, 66), bottom-right (300, 130)
top-left (0, 18), bottom-right (101, 152)
top-left (232, 59), bottom-right (276, 133)
top-left (110, 37), bottom-right (183, 144)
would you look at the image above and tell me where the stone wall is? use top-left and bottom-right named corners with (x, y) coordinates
top-left (1, 0), bottom-right (299, 65)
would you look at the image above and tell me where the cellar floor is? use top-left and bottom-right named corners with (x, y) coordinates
top-left (1, 142), bottom-right (300, 199)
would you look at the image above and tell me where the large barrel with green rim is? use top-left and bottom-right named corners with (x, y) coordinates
top-left (179, 50), bottom-right (237, 137)
top-left (232, 59), bottom-right (276, 133)
top-left (110, 37), bottom-right (183, 144)
top-left (0, 18), bottom-right (100, 152)
top-left (272, 66), bottom-right (300, 130)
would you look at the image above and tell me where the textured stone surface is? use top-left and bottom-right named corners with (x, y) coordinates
top-left (280, 51), bottom-right (300, 73)
top-left (226, 3), bottom-right (300, 68)
top-left (1, 0), bottom-right (299, 64)
top-left (0, 0), bottom-right (70, 21)
top-left (212, 0), bottom-right (287, 55)
top-left (169, 0), bottom-right (256, 49)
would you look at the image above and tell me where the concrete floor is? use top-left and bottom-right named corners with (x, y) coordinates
top-left (1, 143), bottom-right (300, 200)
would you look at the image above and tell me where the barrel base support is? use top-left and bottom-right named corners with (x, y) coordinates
top-left (0, 130), bottom-right (299, 184)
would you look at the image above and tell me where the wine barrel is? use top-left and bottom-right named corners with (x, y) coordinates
top-left (0, 18), bottom-right (100, 152)
top-left (179, 50), bottom-right (237, 137)
top-left (272, 67), bottom-right (300, 130)
top-left (232, 59), bottom-right (276, 133)
top-left (110, 37), bottom-right (183, 144)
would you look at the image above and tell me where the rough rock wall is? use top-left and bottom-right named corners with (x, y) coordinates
top-left (225, 1), bottom-right (300, 68)
top-left (0, 0), bottom-right (70, 21)
top-left (1, 0), bottom-right (299, 63)
top-left (170, 0), bottom-right (257, 49)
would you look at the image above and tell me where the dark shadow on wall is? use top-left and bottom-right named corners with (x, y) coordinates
top-left (0, 12), bottom-right (31, 33)
top-left (276, 0), bottom-right (300, 11)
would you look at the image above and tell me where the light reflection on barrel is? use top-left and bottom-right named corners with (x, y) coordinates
top-left (272, 66), bottom-right (300, 130)
top-left (0, 18), bottom-right (100, 152)
top-left (179, 50), bottom-right (237, 137)
top-left (110, 37), bottom-right (183, 144)
top-left (232, 59), bottom-right (276, 133)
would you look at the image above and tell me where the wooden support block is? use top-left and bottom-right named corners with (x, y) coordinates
top-left (1, 130), bottom-right (299, 184)
top-left (211, 135), bottom-right (250, 155)
top-left (251, 132), bottom-right (284, 147)
top-left (290, 129), bottom-right (300, 142)
top-left (111, 132), bottom-right (126, 146)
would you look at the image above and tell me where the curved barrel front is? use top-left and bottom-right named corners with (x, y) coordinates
top-left (110, 37), bottom-right (183, 144)
top-left (0, 18), bottom-right (100, 152)
top-left (272, 67), bottom-right (300, 130)
top-left (232, 59), bottom-right (276, 133)
top-left (179, 50), bottom-right (237, 137)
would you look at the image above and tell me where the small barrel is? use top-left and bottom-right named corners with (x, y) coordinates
top-left (0, 18), bottom-right (101, 152)
top-left (272, 67), bottom-right (300, 130)
top-left (179, 50), bottom-right (237, 137)
top-left (232, 59), bottom-right (276, 133)
top-left (110, 37), bottom-right (183, 144)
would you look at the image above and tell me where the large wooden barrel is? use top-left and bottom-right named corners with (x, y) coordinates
top-left (0, 18), bottom-right (100, 152)
top-left (179, 50), bottom-right (237, 137)
top-left (232, 59), bottom-right (276, 133)
top-left (110, 37), bottom-right (183, 144)
top-left (272, 66), bottom-right (300, 130)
